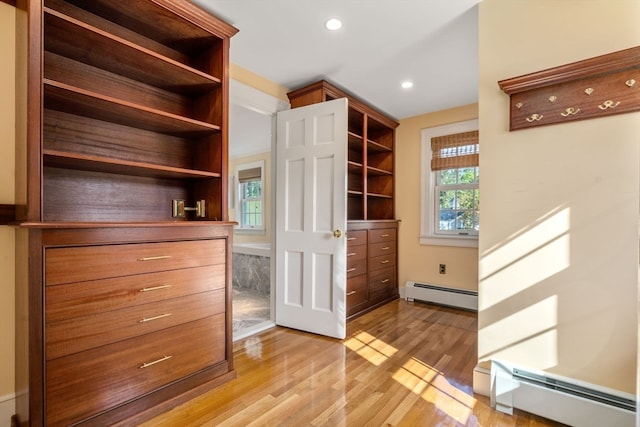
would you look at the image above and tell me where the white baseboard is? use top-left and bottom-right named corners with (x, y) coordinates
top-left (0, 394), bottom-right (15, 427)
top-left (473, 364), bottom-right (491, 396)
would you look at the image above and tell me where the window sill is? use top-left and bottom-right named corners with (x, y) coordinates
top-left (235, 228), bottom-right (266, 235)
top-left (420, 235), bottom-right (478, 248)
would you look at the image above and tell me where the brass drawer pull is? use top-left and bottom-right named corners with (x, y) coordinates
top-left (381, 246), bottom-right (390, 251)
top-left (380, 234), bottom-right (390, 237)
top-left (347, 252), bottom-right (356, 257)
top-left (381, 260), bottom-right (390, 264)
top-left (347, 291), bottom-right (357, 296)
top-left (139, 355), bottom-right (172, 369)
top-left (138, 255), bottom-right (172, 261)
top-left (346, 268), bottom-right (357, 273)
top-left (381, 279), bottom-right (390, 284)
top-left (139, 313), bottom-right (172, 323)
top-left (139, 284), bottom-right (172, 292)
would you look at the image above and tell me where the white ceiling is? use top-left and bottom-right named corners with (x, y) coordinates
top-left (193, 0), bottom-right (479, 156)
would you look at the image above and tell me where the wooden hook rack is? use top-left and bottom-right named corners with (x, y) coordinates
top-left (499, 46), bottom-right (640, 131)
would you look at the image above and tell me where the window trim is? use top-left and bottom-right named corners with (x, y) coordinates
top-left (420, 119), bottom-right (479, 248)
top-left (236, 160), bottom-right (265, 233)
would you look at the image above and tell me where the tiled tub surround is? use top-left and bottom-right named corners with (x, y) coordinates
top-left (232, 243), bottom-right (271, 333)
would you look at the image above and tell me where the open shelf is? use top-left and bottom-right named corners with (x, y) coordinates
top-left (367, 166), bottom-right (392, 176)
top-left (44, 8), bottom-right (221, 93)
top-left (43, 150), bottom-right (221, 180)
top-left (367, 140), bottom-right (393, 153)
top-left (44, 79), bottom-right (220, 136)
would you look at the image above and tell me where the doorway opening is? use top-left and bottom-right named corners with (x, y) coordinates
top-left (228, 80), bottom-right (288, 340)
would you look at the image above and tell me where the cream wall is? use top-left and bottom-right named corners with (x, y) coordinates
top-left (229, 151), bottom-right (272, 245)
top-left (479, 0), bottom-right (639, 393)
top-left (396, 104), bottom-right (479, 292)
top-left (0, 0), bottom-right (16, 412)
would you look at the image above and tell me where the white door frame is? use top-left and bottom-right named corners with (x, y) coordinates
top-left (229, 79), bottom-right (289, 341)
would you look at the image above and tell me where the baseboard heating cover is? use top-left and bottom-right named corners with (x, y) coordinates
top-left (404, 281), bottom-right (477, 311)
top-left (491, 359), bottom-right (636, 427)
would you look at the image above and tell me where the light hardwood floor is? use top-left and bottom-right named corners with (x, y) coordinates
top-left (142, 300), bottom-right (565, 426)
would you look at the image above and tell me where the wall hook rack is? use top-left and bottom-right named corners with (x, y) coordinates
top-left (498, 46), bottom-right (640, 131)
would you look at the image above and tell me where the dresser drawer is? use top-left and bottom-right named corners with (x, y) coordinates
top-left (369, 228), bottom-right (396, 244)
top-left (46, 264), bottom-right (225, 323)
top-left (346, 229), bottom-right (367, 246)
top-left (45, 239), bottom-right (226, 286)
top-left (369, 253), bottom-right (396, 271)
top-left (46, 289), bottom-right (225, 360)
top-left (368, 267), bottom-right (396, 292)
top-left (347, 259), bottom-right (367, 278)
top-left (368, 241), bottom-right (396, 258)
top-left (347, 274), bottom-right (367, 310)
top-left (46, 315), bottom-right (226, 427)
top-left (346, 243), bottom-right (366, 262)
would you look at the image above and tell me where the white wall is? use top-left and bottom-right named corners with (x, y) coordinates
top-left (478, 0), bottom-right (639, 393)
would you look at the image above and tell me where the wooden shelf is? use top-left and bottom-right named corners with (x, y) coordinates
top-left (367, 193), bottom-right (393, 199)
top-left (367, 140), bottom-right (392, 153)
top-left (44, 8), bottom-right (221, 93)
top-left (44, 150), bottom-right (221, 180)
top-left (44, 79), bottom-right (220, 136)
top-left (348, 161), bottom-right (363, 171)
top-left (367, 166), bottom-right (392, 176)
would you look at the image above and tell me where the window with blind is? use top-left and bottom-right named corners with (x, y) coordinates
top-left (420, 119), bottom-right (479, 247)
top-left (236, 161), bottom-right (264, 231)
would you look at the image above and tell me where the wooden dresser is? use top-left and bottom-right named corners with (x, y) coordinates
top-left (287, 81), bottom-right (400, 319)
top-left (13, 1), bottom-right (238, 425)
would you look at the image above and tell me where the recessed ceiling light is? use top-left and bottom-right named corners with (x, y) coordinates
top-left (324, 18), bottom-right (343, 31)
top-left (401, 81), bottom-right (414, 89)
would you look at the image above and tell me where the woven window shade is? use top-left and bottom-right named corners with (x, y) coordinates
top-left (430, 130), bottom-right (479, 171)
top-left (238, 167), bottom-right (261, 182)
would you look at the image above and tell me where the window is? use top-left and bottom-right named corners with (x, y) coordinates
top-left (236, 161), bottom-right (264, 232)
top-left (420, 119), bottom-right (479, 247)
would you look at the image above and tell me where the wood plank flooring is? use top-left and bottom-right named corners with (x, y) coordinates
top-left (141, 300), bottom-right (565, 426)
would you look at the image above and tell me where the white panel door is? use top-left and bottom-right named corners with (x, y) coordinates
top-left (275, 98), bottom-right (347, 339)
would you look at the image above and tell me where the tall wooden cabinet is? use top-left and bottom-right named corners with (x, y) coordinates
top-left (14, 1), bottom-right (238, 425)
top-left (287, 80), bottom-right (400, 319)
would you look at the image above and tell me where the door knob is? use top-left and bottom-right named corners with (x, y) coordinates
top-left (333, 229), bottom-right (343, 238)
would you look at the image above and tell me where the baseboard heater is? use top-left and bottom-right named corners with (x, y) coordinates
top-left (491, 359), bottom-right (636, 426)
top-left (404, 281), bottom-right (478, 311)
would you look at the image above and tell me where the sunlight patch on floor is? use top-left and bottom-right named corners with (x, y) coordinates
top-left (343, 331), bottom-right (398, 366)
top-left (393, 357), bottom-right (477, 425)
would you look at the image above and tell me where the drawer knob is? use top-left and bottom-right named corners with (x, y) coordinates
top-left (346, 291), bottom-right (357, 296)
top-left (139, 284), bottom-right (172, 292)
top-left (138, 255), bottom-right (172, 262)
top-left (347, 252), bottom-right (356, 257)
top-left (139, 313), bottom-right (172, 323)
top-left (381, 279), bottom-right (390, 284)
top-left (381, 234), bottom-right (390, 237)
top-left (346, 237), bottom-right (356, 241)
top-left (381, 247), bottom-right (390, 251)
top-left (139, 355), bottom-right (172, 369)
top-left (346, 268), bottom-right (357, 273)
top-left (381, 260), bottom-right (390, 264)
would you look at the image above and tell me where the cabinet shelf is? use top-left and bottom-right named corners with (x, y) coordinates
top-left (348, 190), bottom-right (364, 196)
top-left (367, 140), bottom-right (392, 153)
top-left (348, 161), bottom-right (363, 171)
top-left (43, 150), bottom-right (221, 180)
top-left (367, 166), bottom-right (392, 176)
top-left (44, 8), bottom-right (221, 93)
top-left (367, 193), bottom-right (393, 199)
top-left (44, 79), bottom-right (221, 136)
